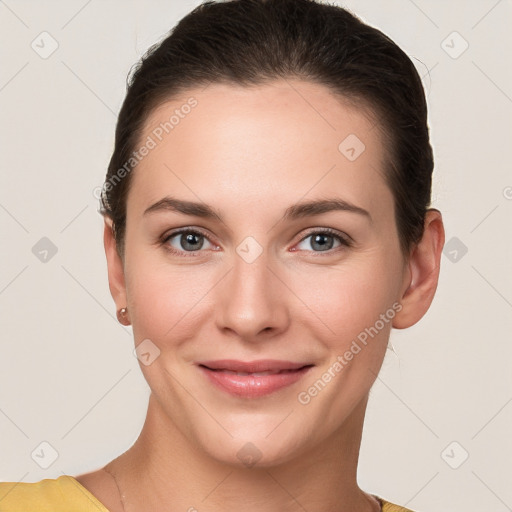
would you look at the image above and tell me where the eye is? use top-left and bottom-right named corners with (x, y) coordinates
top-left (294, 228), bottom-right (352, 253)
top-left (162, 229), bottom-right (216, 256)
top-left (160, 227), bottom-right (352, 257)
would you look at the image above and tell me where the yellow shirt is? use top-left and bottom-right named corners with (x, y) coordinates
top-left (0, 475), bottom-right (415, 511)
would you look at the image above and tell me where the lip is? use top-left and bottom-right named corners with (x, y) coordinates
top-left (197, 359), bottom-right (314, 398)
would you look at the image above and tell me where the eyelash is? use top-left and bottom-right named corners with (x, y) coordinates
top-left (160, 227), bottom-right (352, 257)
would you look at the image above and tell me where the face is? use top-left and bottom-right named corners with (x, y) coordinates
top-left (113, 79), bottom-right (411, 467)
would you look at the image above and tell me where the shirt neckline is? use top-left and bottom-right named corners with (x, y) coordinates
top-left (66, 475), bottom-right (386, 512)
top-left (62, 475), bottom-right (111, 511)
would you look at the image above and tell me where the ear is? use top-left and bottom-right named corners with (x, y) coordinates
top-left (392, 209), bottom-right (445, 329)
top-left (103, 216), bottom-right (128, 317)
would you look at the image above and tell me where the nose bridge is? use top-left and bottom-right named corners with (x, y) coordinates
top-left (216, 240), bottom-right (287, 338)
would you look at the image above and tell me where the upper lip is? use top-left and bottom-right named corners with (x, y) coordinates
top-left (198, 359), bottom-right (312, 373)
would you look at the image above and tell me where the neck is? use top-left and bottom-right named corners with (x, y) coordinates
top-left (104, 392), bottom-right (378, 512)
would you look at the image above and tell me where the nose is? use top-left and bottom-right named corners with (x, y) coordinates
top-left (215, 248), bottom-right (290, 343)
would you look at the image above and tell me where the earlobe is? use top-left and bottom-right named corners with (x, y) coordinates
top-left (392, 209), bottom-right (445, 329)
top-left (103, 217), bottom-right (128, 320)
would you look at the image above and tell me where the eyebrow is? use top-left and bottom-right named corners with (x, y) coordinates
top-left (143, 196), bottom-right (371, 223)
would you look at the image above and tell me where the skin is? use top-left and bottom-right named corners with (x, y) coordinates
top-left (76, 79), bottom-right (444, 512)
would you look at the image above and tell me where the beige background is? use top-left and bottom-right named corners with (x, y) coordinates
top-left (1, 1), bottom-right (511, 511)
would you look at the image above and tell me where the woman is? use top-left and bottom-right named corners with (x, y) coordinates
top-left (0, 0), bottom-right (444, 510)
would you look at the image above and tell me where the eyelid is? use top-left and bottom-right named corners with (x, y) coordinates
top-left (297, 227), bottom-right (353, 246)
top-left (161, 226), bottom-right (212, 242)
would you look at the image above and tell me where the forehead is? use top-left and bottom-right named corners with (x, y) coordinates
top-left (127, 79), bottom-right (391, 218)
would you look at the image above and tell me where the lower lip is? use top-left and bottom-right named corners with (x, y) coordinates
top-left (198, 365), bottom-right (313, 398)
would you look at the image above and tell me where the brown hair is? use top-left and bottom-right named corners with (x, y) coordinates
top-left (100, 0), bottom-right (433, 259)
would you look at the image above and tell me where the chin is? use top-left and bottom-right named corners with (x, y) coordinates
top-left (221, 443), bottom-right (302, 470)
top-left (194, 425), bottom-right (309, 470)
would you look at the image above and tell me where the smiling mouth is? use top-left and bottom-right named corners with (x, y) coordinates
top-left (196, 360), bottom-right (314, 398)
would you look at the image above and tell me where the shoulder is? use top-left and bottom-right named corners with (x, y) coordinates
top-left (375, 495), bottom-right (417, 512)
top-left (0, 474), bottom-right (110, 511)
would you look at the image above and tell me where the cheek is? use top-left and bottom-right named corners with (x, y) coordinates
top-left (124, 248), bottom-right (213, 345)
top-left (292, 261), bottom-right (402, 418)
top-left (292, 255), bottom-right (401, 343)
top-left (123, 226), bottom-right (404, 354)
